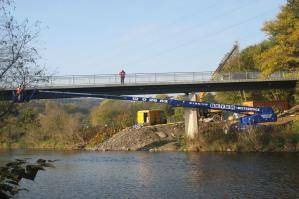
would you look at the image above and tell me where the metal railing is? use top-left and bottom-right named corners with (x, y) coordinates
top-left (3, 71), bottom-right (299, 88)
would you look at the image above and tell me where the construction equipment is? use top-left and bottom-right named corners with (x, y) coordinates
top-left (197, 42), bottom-right (240, 120)
top-left (137, 110), bottom-right (167, 125)
top-left (199, 42), bottom-right (240, 100)
top-left (243, 101), bottom-right (289, 113)
top-left (212, 41), bottom-right (240, 78)
top-left (31, 90), bottom-right (277, 127)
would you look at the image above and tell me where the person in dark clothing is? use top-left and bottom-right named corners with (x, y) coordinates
top-left (119, 70), bottom-right (126, 85)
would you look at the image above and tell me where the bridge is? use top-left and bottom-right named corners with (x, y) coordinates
top-left (1, 70), bottom-right (298, 139)
top-left (0, 71), bottom-right (298, 100)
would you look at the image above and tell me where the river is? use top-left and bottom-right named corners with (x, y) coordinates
top-left (0, 150), bottom-right (298, 199)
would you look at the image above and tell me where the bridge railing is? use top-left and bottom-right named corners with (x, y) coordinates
top-left (47, 71), bottom-right (299, 87)
top-left (42, 72), bottom-right (216, 87)
top-left (3, 71), bottom-right (298, 88)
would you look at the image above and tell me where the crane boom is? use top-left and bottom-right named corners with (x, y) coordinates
top-left (213, 41), bottom-right (239, 77)
top-left (198, 42), bottom-right (239, 101)
top-left (37, 90), bottom-right (277, 125)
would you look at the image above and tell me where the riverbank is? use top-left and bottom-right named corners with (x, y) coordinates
top-left (1, 108), bottom-right (298, 152)
top-left (0, 140), bottom-right (81, 150)
top-left (2, 117), bottom-right (298, 152)
top-left (88, 110), bottom-right (299, 152)
top-left (187, 118), bottom-right (299, 152)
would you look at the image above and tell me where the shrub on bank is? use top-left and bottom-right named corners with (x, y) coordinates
top-left (186, 120), bottom-right (299, 152)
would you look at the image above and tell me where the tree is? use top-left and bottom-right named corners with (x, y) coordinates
top-left (259, 0), bottom-right (299, 75)
top-left (0, 0), bottom-right (47, 119)
top-left (90, 100), bottom-right (137, 131)
top-left (32, 102), bottom-right (83, 146)
top-left (239, 41), bottom-right (274, 71)
top-left (214, 1), bottom-right (299, 103)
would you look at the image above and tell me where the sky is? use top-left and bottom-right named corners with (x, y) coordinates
top-left (14, 0), bottom-right (286, 75)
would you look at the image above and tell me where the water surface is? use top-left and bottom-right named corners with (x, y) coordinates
top-left (0, 150), bottom-right (298, 199)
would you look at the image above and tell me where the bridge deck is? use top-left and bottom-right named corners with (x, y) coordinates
top-left (0, 71), bottom-right (298, 100)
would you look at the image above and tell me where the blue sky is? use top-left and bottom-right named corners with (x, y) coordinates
top-left (14, 0), bottom-right (286, 75)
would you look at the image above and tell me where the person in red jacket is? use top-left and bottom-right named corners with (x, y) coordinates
top-left (15, 85), bottom-right (24, 102)
top-left (119, 69), bottom-right (126, 85)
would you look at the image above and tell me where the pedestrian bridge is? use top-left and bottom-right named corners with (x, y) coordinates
top-left (16, 71), bottom-right (299, 87)
top-left (0, 71), bottom-right (298, 99)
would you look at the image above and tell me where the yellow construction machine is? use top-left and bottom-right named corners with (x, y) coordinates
top-left (137, 110), bottom-right (167, 125)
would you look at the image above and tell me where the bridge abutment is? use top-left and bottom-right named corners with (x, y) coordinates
top-left (184, 93), bottom-right (199, 139)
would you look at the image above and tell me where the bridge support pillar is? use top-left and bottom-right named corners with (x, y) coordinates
top-left (184, 93), bottom-right (199, 139)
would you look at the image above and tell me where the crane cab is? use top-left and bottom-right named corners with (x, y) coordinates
top-left (137, 110), bottom-right (167, 125)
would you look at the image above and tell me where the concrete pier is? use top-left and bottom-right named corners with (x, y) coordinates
top-left (184, 93), bottom-right (199, 139)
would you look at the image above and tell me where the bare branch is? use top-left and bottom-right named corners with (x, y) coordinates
top-left (0, 0), bottom-right (47, 118)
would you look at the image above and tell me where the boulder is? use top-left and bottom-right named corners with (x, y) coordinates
top-left (156, 132), bottom-right (167, 139)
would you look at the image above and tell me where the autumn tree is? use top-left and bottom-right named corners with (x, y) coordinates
top-left (90, 100), bottom-right (137, 131)
top-left (215, 0), bottom-right (298, 104)
top-left (259, 0), bottom-right (299, 75)
top-left (36, 102), bottom-right (83, 146)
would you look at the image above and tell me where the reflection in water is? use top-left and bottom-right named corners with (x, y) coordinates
top-left (0, 150), bottom-right (298, 199)
top-left (185, 153), bottom-right (299, 198)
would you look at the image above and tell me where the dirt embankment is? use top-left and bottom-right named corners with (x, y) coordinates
top-left (89, 123), bottom-right (185, 151)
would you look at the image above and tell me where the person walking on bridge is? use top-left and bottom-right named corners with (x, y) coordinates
top-left (119, 69), bottom-right (126, 85)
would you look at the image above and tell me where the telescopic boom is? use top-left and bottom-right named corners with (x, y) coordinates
top-left (36, 90), bottom-right (277, 125)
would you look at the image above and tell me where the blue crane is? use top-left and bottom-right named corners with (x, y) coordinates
top-left (26, 90), bottom-right (276, 126)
